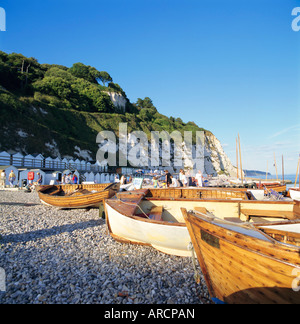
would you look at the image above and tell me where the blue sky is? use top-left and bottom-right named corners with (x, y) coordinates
top-left (1, 0), bottom-right (300, 173)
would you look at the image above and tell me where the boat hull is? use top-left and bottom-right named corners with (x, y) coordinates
top-left (182, 209), bottom-right (300, 304)
top-left (105, 202), bottom-right (190, 257)
top-left (290, 188), bottom-right (300, 201)
top-left (37, 183), bottom-right (119, 209)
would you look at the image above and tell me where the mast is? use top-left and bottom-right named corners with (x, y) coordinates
top-left (295, 155), bottom-right (300, 188)
top-left (274, 152), bottom-right (278, 182)
top-left (281, 155), bottom-right (284, 185)
top-left (238, 134), bottom-right (243, 184)
top-left (236, 137), bottom-right (239, 179)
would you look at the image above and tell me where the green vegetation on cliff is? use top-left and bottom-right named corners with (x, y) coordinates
top-left (0, 51), bottom-right (208, 159)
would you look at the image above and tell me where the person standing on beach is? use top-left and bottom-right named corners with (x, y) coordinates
top-left (36, 172), bottom-right (43, 185)
top-left (164, 170), bottom-right (172, 188)
top-left (0, 170), bottom-right (6, 188)
top-left (8, 170), bottom-right (16, 187)
top-left (179, 169), bottom-right (188, 187)
top-left (195, 170), bottom-right (203, 187)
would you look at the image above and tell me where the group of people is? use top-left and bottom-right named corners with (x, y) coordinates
top-left (0, 169), bottom-right (17, 188)
top-left (153, 169), bottom-right (204, 188)
top-left (62, 173), bottom-right (78, 185)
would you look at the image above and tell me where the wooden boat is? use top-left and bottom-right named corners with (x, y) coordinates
top-left (255, 182), bottom-right (287, 194)
top-left (290, 188), bottom-right (300, 201)
top-left (37, 183), bottom-right (120, 209)
top-left (182, 200), bottom-right (300, 304)
top-left (104, 188), bottom-right (298, 257)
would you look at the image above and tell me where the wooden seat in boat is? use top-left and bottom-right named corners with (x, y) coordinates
top-left (148, 206), bottom-right (163, 221)
top-left (241, 209), bottom-right (296, 221)
top-left (49, 189), bottom-right (62, 196)
top-left (194, 207), bottom-right (209, 214)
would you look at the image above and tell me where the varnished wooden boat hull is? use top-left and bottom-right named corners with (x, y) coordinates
top-left (38, 183), bottom-right (120, 208)
top-left (182, 208), bottom-right (300, 304)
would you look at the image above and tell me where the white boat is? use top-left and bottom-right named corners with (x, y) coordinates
top-left (104, 188), bottom-right (298, 257)
top-left (104, 189), bottom-right (190, 257)
top-left (290, 188), bottom-right (300, 201)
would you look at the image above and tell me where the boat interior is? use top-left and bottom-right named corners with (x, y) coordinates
top-left (38, 183), bottom-right (114, 196)
top-left (114, 188), bottom-right (300, 225)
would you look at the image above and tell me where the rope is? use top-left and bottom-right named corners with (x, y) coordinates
top-left (188, 242), bottom-right (201, 284)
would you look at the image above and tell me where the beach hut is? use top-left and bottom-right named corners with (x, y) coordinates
top-left (104, 173), bottom-right (110, 183)
top-left (33, 154), bottom-right (44, 168)
top-left (94, 173), bottom-right (101, 183)
top-left (74, 159), bottom-right (81, 170)
top-left (24, 154), bottom-right (35, 168)
top-left (86, 162), bottom-right (91, 171)
top-left (19, 169), bottom-right (46, 186)
top-left (52, 157), bottom-right (61, 169)
top-left (45, 157), bottom-right (53, 169)
top-left (44, 171), bottom-right (62, 185)
top-left (68, 159), bottom-right (75, 169)
top-left (61, 158), bottom-right (69, 169)
top-left (80, 160), bottom-right (86, 171)
top-left (12, 153), bottom-right (24, 167)
top-left (0, 165), bottom-right (19, 187)
top-left (87, 172), bottom-right (95, 182)
top-left (0, 151), bottom-right (11, 165)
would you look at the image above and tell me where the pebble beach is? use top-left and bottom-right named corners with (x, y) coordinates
top-left (0, 190), bottom-right (210, 304)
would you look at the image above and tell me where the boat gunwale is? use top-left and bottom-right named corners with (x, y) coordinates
top-left (184, 208), bottom-right (300, 257)
top-left (105, 199), bottom-right (186, 227)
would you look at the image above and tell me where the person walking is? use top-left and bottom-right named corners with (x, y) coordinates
top-left (8, 170), bottom-right (16, 187)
